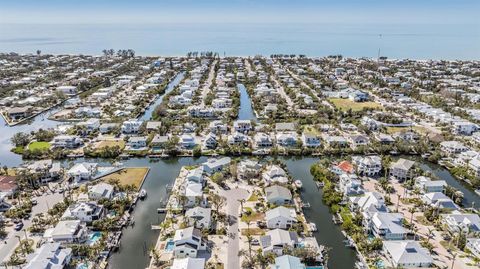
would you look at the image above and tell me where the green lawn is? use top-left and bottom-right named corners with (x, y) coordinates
top-left (100, 167), bottom-right (150, 190)
top-left (28, 141), bottom-right (50, 151)
top-left (329, 98), bottom-right (382, 112)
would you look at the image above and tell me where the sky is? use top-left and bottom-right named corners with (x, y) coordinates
top-left (1, 0), bottom-right (479, 25)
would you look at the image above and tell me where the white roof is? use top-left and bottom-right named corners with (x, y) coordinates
top-left (171, 258), bottom-right (205, 269)
top-left (383, 241), bottom-right (432, 265)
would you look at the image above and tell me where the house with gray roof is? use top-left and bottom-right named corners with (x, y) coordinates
top-left (173, 227), bottom-right (207, 258)
top-left (24, 242), bottom-right (72, 269)
top-left (185, 207), bottom-right (212, 229)
top-left (266, 206), bottom-right (297, 229)
top-left (370, 212), bottom-right (408, 240)
top-left (260, 229), bottom-right (299, 256)
top-left (383, 241), bottom-right (433, 268)
top-left (270, 255), bottom-right (306, 269)
top-left (265, 185), bottom-right (292, 205)
top-left (389, 158), bottom-right (415, 181)
top-left (441, 213), bottom-right (480, 234)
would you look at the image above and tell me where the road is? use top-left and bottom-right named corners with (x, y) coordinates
top-left (0, 189), bottom-right (64, 265)
top-left (217, 187), bottom-right (249, 269)
top-left (200, 60), bottom-right (218, 106)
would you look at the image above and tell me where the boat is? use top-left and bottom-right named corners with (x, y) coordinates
top-left (139, 189), bottom-right (147, 199)
top-left (294, 180), bottom-right (303, 189)
top-left (475, 189), bottom-right (480, 196)
top-left (315, 181), bottom-right (324, 188)
top-left (302, 202), bottom-right (311, 208)
top-left (308, 222), bottom-right (317, 232)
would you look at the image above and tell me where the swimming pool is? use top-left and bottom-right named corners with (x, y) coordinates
top-left (87, 232), bottom-right (102, 246)
top-left (76, 263), bottom-right (88, 269)
top-left (164, 239), bottom-right (175, 252)
top-left (375, 260), bottom-right (385, 269)
top-left (306, 266), bottom-right (324, 269)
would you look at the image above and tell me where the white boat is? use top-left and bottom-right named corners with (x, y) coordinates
top-left (294, 180), bottom-right (303, 188)
top-left (139, 189), bottom-right (147, 199)
top-left (309, 222), bottom-right (318, 232)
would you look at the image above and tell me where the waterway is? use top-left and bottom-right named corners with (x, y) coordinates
top-left (138, 72), bottom-right (185, 121)
top-left (236, 83), bottom-right (257, 122)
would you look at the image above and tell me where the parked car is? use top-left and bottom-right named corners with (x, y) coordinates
top-left (14, 222), bottom-right (23, 231)
top-left (31, 199), bottom-right (38, 206)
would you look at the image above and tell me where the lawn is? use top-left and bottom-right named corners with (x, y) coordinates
top-left (100, 167), bottom-right (149, 190)
top-left (247, 193), bottom-right (259, 202)
top-left (329, 98), bottom-right (382, 112)
top-left (385, 126), bottom-right (428, 135)
top-left (28, 141), bottom-right (50, 151)
top-left (241, 207), bottom-right (265, 223)
top-left (241, 228), bottom-right (265, 236)
top-left (303, 125), bottom-right (321, 136)
top-left (96, 140), bottom-right (125, 150)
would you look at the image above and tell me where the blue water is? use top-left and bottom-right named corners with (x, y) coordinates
top-left (237, 83), bottom-right (257, 122)
top-left (164, 239), bottom-right (174, 252)
top-left (0, 23), bottom-right (478, 59)
top-left (87, 232), bottom-right (102, 246)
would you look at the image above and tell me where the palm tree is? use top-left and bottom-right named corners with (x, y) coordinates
top-left (426, 227), bottom-right (434, 245)
top-left (238, 199), bottom-right (246, 217)
top-left (408, 207), bottom-right (416, 224)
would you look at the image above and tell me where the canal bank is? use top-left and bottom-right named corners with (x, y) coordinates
top-left (237, 83), bottom-right (258, 122)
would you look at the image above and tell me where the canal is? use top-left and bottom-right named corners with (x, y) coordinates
top-left (237, 83), bottom-right (257, 122)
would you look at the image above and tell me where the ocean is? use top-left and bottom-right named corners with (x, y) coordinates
top-left (0, 22), bottom-right (479, 60)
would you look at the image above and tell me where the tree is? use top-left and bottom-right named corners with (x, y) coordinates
top-left (36, 50), bottom-right (41, 56)
top-left (209, 193), bottom-right (226, 219)
top-left (211, 172), bottom-right (225, 185)
top-left (11, 132), bottom-right (30, 147)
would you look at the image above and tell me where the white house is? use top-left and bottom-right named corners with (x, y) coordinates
top-left (67, 162), bottom-right (98, 183)
top-left (88, 183), bottom-right (114, 200)
top-left (441, 213), bottom-right (480, 234)
top-left (383, 241), bottom-right (433, 268)
top-left (352, 155), bottom-right (382, 176)
top-left (254, 132), bottom-right (273, 148)
top-left (126, 136), bottom-right (148, 149)
top-left (260, 229), bottom-right (299, 256)
top-left (265, 185), bottom-right (292, 205)
top-left (121, 119), bottom-right (143, 134)
top-left (466, 238), bottom-right (480, 258)
top-left (369, 212), bottom-right (408, 240)
top-left (422, 192), bottom-right (459, 210)
top-left (276, 132), bottom-right (298, 147)
top-left (202, 157), bottom-right (231, 175)
top-left (51, 135), bottom-right (83, 149)
top-left (265, 206), bottom-right (297, 229)
top-left (47, 220), bottom-right (87, 243)
top-left (180, 134), bottom-right (196, 149)
top-left (263, 165), bottom-right (289, 184)
top-left (389, 159), bottom-right (415, 181)
top-left (233, 120), bottom-right (253, 133)
top-left (173, 227), bottom-right (207, 258)
top-left (61, 202), bottom-right (104, 223)
top-left (414, 176), bottom-right (447, 193)
top-left (185, 207), bottom-right (212, 229)
top-left (301, 133), bottom-right (321, 148)
top-left (24, 243), bottom-right (72, 269)
top-left (440, 141), bottom-right (469, 155)
top-left (171, 258), bottom-right (205, 269)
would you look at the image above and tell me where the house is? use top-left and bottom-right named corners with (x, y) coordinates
top-left (440, 141), bottom-right (468, 155)
top-left (275, 122), bottom-right (296, 132)
top-left (414, 176), bottom-right (447, 193)
top-left (126, 136), bottom-right (148, 149)
top-left (466, 238), bottom-right (480, 258)
top-left (62, 202), bottom-right (104, 223)
top-left (352, 155), bottom-right (382, 176)
top-left (254, 132), bottom-right (273, 148)
top-left (375, 133), bottom-right (395, 144)
top-left (0, 176), bottom-right (18, 196)
top-left (183, 182), bottom-right (204, 208)
top-left (202, 157), bottom-right (231, 175)
top-left (27, 160), bottom-right (62, 183)
top-left (349, 134), bottom-right (370, 148)
top-left (383, 241), bottom-right (433, 268)
top-left (422, 192), bottom-right (459, 210)
top-left (389, 159), bottom-right (415, 181)
top-left (266, 206), bottom-right (297, 229)
top-left (51, 135), bottom-right (83, 149)
top-left (203, 133), bottom-right (218, 149)
top-left (185, 207), bottom-right (212, 229)
top-left (88, 183), bottom-right (114, 200)
top-left (56, 85), bottom-right (77, 96)
top-left (171, 258), bottom-right (205, 269)
top-left (146, 121), bottom-right (162, 132)
top-left (99, 123), bottom-right (118, 134)
top-left (180, 134), bottom-right (196, 149)
top-left (121, 119), bottom-right (143, 134)
top-left (349, 191), bottom-right (388, 214)
top-left (0, 193), bottom-right (12, 212)
top-left (151, 134), bottom-right (169, 149)
top-left (24, 242), bottom-right (72, 269)
top-left (369, 212), bottom-right (408, 240)
top-left (339, 174), bottom-right (364, 196)
top-left (173, 227), bottom-right (207, 258)
top-left (237, 159), bottom-right (261, 180)
top-left (228, 131), bottom-right (250, 145)
top-left (67, 162), bottom-right (98, 183)
top-left (47, 220), bottom-right (87, 243)
top-left (265, 185), bottom-right (292, 205)
top-left (7, 106), bottom-right (32, 120)
top-left (271, 255), bottom-right (306, 269)
top-left (209, 120), bottom-right (228, 134)
top-left (301, 133), bottom-right (321, 148)
top-left (263, 165), bottom-right (289, 184)
top-left (453, 121), bottom-right (478, 135)
top-left (233, 120), bottom-right (253, 133)
top-left (186, 167), bottom-right (204, 184)
top-left (331, 160), bottom-right (354, 175)
top-left (260, 229), bottom-right (299, 256)
top-left (441, 213), bottom-right (480, 234)
top-left (276, 132), bottom-right (298, 147)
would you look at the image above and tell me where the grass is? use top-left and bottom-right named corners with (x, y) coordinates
top-left (303, 125), bottom-right (321, 136)
top-left (247, 193), bottom-right (259, 202)
top-left (385, 126), bottom-right (428, 135)
top-left (241, 228), bottom-right (265, 236)
top-left (100, 167), bottom-right (149, 190)
top-left (96, 140), bottom-right (125, 150)
top-left (241, 208), bottom-right (265, 223)
top-left (28, 141), bottom-right (50, 151)
top-left (329, 98), bottom-right (382, 112)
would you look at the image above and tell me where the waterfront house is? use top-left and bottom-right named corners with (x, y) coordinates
top-left (209, 120), bottom-right (228, 134)
top-left (77, 118), bottom-right (100, 132)
top-left (383, 241), bottom-right (433, 268)
top-left (254, 132), bottom-right (273, 148)
top-left (260, 229), bottom-right (299, 256)
top-left (414, 176), bottom-right (447, 193)
top-left (66, 162), bottom-right (98, 183)
top-left (121, 119), bottom-right (143, 134)
top-left (173, 227), bottom-right (208, 258)
top-left (265, 206), bottom-right (297, 229)
top-left (324, 135), bottom-right (349, 148)
top-left (47, 220), bottom-right (87, 243)
top-left (56, 85), bottom-right (77, 96)
top-left (186, 167), bottom-right (204, 184)
top-left (263, 165), bottom-right (289, 184)
top-left (126, 136), bottom-right (148, 149)
top-left (0, 176), bottom-right (18, 197)
top-left (228, 131), bottom-right (250, 146)
top-left (453, 121), bottom-right (478, 135)
top-left (237, 159), bottom-right (261, 180)
top-left (349, 134), bottom-right (370, 148)
top-left (374, 133), bottom-right (395, 144)
top-left (233, 120), bottom-right (253, 133)
top-left (180, 134), bottom-right (196, 149)
top-left (99, 123), bottom-right (118, 134)
top-left (331, 160), bottom-right (355, 175)
top-left (301, 132), bottom-right (321, 148)
top-left (271, 255), bottom-right (305, 269)
top-left (421, 192), bottom-right (459, 210)
top-left (183, 182), bottom-right (204, 208)
top-left (151, 134), bottom-right (169, 149)
top-left (276, 132), bottom-right (298, 147)
top-left (146, 121), bottom-right (162, 132)
top-left (466, 238), bottom-right (480, 259)
top-left (171, 258), bottom-right (205, 269)
top-left (441, 213), bottom-right (480, 234)
top-left (88, 183), bottom-right (114, 200)
top-left (265, 185), bottom-right (292, 205)
top-left (339, 174), bottom-right (364, 197)
top-left (203, 132), bottom-right (218, 149)
top-left (352, 155), bottom-right (382, 176)
top-left (202, 157), bottom-right (231, 175)
top-left (349, 191), bottom-right (388, 214)
top-left (75, 106), bottom-right (102, 118)
top-left (62, 202), bottom-right (104, 223)
top-left (27, 160), bottom-right (62, 183)
top-left (440, 141), bottom-right (469, 155)
top-left (389, 159), bottom-right (415, 181)
top-left (369, 212), bottom-right (408, 240)
top-left (0, 194), bottom-right (12, 212)
top-left (24, 242), bottom-right (72, 269)
top-left (185, 207), bottom-right (212, 229)
top-left (51, 135), bottom-right (83, 149)
top-left (7, 106), bottom-right (32, 120)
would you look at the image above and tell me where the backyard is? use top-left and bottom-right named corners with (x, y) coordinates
top-left (100, 167), bottom-right (149, 189)
top-left (329, 98), bottom-right (382, 112)
top-left (27, 141), bottom-right (50, 151)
